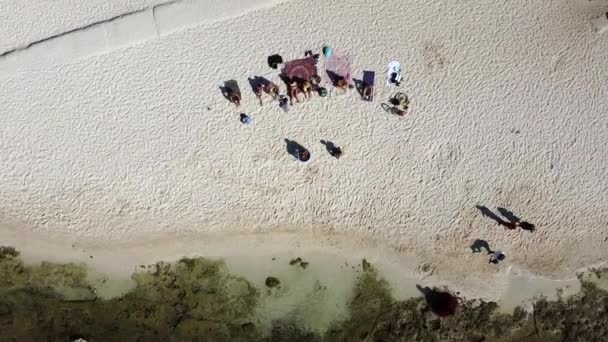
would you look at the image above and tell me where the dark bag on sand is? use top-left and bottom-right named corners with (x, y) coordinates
top-left (268, 54), bottom-right (283, 69)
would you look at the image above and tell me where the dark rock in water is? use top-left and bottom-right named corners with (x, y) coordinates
top-left (265, 277), bottom-right (281, 288)
top-left (361, 259), bottom-right (371, 271)
top-left (0, 246), bottom-right (19, 259)
top-left (289, 257), bottom-right (309, 269)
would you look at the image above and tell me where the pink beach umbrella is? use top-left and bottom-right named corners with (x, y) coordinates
top-left (325, 49), bottom-right (353, 84)
top-left (281, 57), bottom-right (318, 81)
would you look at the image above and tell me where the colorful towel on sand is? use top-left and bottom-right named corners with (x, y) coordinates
top-left (386, 61), bottom-right (401, 86)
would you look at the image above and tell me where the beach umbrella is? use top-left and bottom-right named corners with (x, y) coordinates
top-left (281, 57), bottom-right (318, 81)
top-left (325, 49), bottom-right (353, 84)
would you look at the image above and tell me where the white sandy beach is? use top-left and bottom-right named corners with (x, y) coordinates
top-left (1, 0), bottom-right (608, 308)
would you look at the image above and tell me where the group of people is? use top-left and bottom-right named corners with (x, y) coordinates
top-left (227, 46), bottom-right (408, 163)
top-left (471, 206), bottom-right (536, 265)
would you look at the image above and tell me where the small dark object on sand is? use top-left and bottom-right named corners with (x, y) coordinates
top-left (268, 54), bottom-right (283, 69)
top-left (320, 140), bottom-right (342, 159)
top-left (239, 113), bottom-right (251, 124)
top-left (329, 146), bottom-right (342, 158)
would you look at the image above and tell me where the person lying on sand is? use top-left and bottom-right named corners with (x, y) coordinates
top-left (265, 82), bottom-right (279, 100)
top-left (301, 80), bottom-right (313, 99)
top-left (254, 83), bottom-right (264, 106)
top-left (335, 78), bottom-right (348, 92)
top-left (288, 81), bottom-right (300, 105)
top-left (362, 84), bottom-right (373, 101)
top-left (228, 91), bottom-right (241, 107)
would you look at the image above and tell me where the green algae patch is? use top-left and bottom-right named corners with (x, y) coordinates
top-left (0, 250), bottom-right (262, 341)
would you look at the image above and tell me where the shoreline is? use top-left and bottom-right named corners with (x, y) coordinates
top-left (0, 224), bottom-right (596, 314)
top-left (2, 244), bottom-right (607, 340)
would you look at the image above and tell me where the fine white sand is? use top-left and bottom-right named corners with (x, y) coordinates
top-left (1, 0), bottom-right (608, 305)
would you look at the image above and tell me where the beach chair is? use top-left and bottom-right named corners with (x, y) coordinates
top-left (362, 70), bottom-right (375, 101)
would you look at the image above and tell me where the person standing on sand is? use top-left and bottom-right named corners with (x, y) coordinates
top-left (489, 251), bottom-right (505, 264)
top-left (296, 148), bottom-right (311, 163)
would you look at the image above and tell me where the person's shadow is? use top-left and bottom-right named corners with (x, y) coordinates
top-left (416, 285), bottom-right (459, 317)
top-left (321, 140), bottom-right (341, 157)
top-left (326, 70), bottom-right (341, 86)
top-left (497, 207), bottom-right (536, 232)
top-left (470, 239), bottom-right (493, 254)
top-left (352, 78), bottom-right (365, 97)
top-left (476, 205), bottom-right (536, 232)
top-left (284, 139), bottom-right (305, 158)
top-left (247, 76), bottom-right (270, 93)
top-left (219, 80), bottom-right (240, 102)
top-left (476, 205), bottom-right (508, 226)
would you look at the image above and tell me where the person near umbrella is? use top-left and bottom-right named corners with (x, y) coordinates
top-left (254, 83), bottom-right (264, 106)
top-left (288, 81), bottom-right (300, 105)
top-left (312, 75), bottom-right (322, 88)
top-left (336, 78), bottom-right (348, 92)
top-left (301, 80), bottom-right (313, 99)
top-left (265, 82), bottom-right (279, 100)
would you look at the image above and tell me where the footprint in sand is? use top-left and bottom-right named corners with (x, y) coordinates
top-left (422, 42), bottom-right (449, 73)
top-left (423, 142), bottom-right (463, 181)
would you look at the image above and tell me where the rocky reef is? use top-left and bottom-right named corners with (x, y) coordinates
top-left (0, 246), bottom-right (607, 341)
